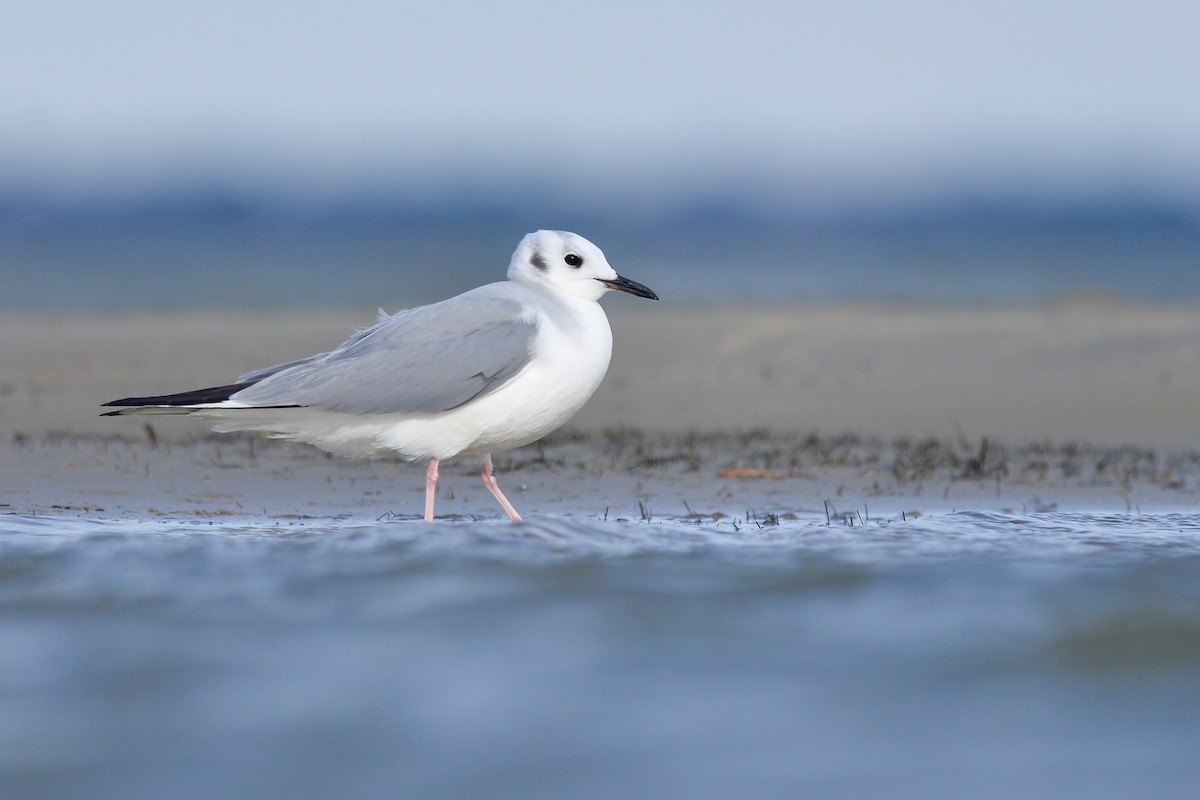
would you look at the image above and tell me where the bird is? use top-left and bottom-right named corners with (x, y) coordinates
top-left (102, 230), bottom-right (658, 522)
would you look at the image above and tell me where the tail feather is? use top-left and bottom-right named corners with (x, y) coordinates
top-left (101, 381), bottom-right (257, 416)
top-left (101, 406), bottom-right (205, 417)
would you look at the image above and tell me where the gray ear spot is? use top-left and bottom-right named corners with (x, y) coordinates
top-left (530, 250), bottom-right (547, 271)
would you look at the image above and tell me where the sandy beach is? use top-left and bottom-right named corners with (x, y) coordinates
top-left (3, 302), bottom-right (1199, 519)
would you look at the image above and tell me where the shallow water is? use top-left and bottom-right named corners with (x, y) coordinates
top-left (3, 511), bottom-right (1200, 799)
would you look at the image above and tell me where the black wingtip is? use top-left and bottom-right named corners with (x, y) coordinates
top-left (101, 381), bottom-right (257, 409)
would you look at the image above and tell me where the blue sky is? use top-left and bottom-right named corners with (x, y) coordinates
top-left (4, 0), bottom-right (1198, 204)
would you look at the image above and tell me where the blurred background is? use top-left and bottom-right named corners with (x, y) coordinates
top-left (2, 0), bottom-right (1198, 312)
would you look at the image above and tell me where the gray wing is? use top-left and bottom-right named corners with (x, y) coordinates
top-left (231, 294), bottom-right (537, 414)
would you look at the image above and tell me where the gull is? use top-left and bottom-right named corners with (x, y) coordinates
top-left (102, 230), bottom-right (658, 522)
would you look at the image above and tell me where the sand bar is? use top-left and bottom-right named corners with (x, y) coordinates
top-left (3, 302), bottom-right (1198, 520)
top-left (4, 302), bottom-right (1199, 447)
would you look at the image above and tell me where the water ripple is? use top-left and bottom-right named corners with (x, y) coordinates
top-left (4, 510), bottom-right (1200, 798)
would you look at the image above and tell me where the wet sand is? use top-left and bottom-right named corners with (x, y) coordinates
top-left (5, 429), bottom-right (1199, 523)
top-left (3, 302), bottom-right (1199, 519)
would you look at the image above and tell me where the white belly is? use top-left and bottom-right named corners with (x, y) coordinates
top-left (378, 299), bottom-right (614, 459)
top-left (205, 299), bottom-right (615, 461)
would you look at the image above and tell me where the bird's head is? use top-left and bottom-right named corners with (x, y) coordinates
top-left (508, 230), bottom-right (658, 302)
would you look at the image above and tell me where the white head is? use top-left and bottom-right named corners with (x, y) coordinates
top-left (508, 230), bottom-right (658, 303)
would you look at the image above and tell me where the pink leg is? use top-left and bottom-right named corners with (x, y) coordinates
top-left (424, 458), bottom-right (440, 522)
top-left (481, 453), bottom-right (522, 522)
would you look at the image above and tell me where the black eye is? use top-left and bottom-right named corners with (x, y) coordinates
top-left (564, 253), bottom-right (583, 268)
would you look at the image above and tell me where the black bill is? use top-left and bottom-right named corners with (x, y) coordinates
top-left (597, 274), bottom-right (659, 300)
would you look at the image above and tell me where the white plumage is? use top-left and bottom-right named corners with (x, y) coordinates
top-left (103, 230), bottom-right (658, 521)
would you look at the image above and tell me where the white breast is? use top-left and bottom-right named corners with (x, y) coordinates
top-left (372, 293), bottom-right (614, 460)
